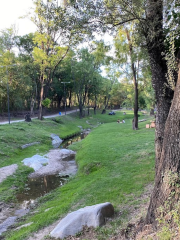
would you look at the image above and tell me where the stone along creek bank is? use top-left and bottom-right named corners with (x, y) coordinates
top-left (0, 131), bottom-right (91, 237)
top-left (0, 148), bottom-right (77, 236)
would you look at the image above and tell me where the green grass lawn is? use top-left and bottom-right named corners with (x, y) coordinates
top-left (0, 110), bottom-right (155, 240)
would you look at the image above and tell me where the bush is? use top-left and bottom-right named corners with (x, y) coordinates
top-left (42, 98), bottom-right (51, 108)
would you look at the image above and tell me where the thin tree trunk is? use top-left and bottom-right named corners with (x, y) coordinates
top-left (57, 95), bottom-right (62, 108)
top-left (87, 95), bottom-right (90, 116)
top-left (30, 97), bottom-right (35, 116)
top-left (38, 75), bottom-right (44, 120)
top-left (133, 69), bottom-right (138, 130)
top-left (68, 90), bottom-right (72, 108)
top-left (79, 95), bottom-right (83, 119)
top-left (150, 108), bottom-right (154, 115)
top-left (125, 29), bottom-right (138, 130)
top-left (105, 94), bottom-right (111, 109)
top-left (77, 75), bottom-right (85, 119)
top-left (83, 86), bottom-right (87, 106)
top-left (94, 94), bottom-right (97, 115)
top-left (34, 81), bottom-right (38, 111)
top-left (133, 84), bottom-right (138, 130)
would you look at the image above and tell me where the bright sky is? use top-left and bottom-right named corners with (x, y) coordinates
top-left (0, 0), bottom-right (36, 36)
top-left (0, 0), bottom-right (113, 77)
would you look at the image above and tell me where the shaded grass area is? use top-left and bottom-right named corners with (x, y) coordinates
top-left (1, 110), bottom-right (155, 240)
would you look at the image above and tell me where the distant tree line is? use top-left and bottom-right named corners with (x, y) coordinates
top-left (0, 0), bottom-right (154, 120)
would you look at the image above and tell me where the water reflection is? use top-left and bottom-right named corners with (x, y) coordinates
top-left (16, 175), bottom-right (68, 203)
top-left (17, 132), bottom-right (89, 203)
top-left (2, 132), bottom-right (90, 235)
top-left (62, 132), bottom-right (89, 148)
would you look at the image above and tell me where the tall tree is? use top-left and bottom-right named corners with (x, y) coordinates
top-left (145, 1), bottom-right (180, 223)
top-left (105, 0), bottom-right (179, 224)
top-left (101, 64), bottom-right (118, 112)
top-left (72, 48), bottom-right (104, 118)
top-left (115, 26), bottom-right (141, 129)
top-left (31, 0), bottom-right (73, 119)
top-left (0, 27), bottom-right (20, 114)
top-left (72, 0), bottom-right (180, 225)
top-left (15, 33), bottom-right (39, 115)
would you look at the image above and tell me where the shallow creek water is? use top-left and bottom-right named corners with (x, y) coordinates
top-left (61, 132), bottom-right (89, 148)
top-left (17, 132), bottom-right (88, 203)
top-left (16, 174), bottom-right (69, 203)
top-left (0, 132), bottom-right (89, 235)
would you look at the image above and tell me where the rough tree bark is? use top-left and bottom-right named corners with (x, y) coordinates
top-left (146, 55), bottom-right (180, 223)
top-left (145, 0), bottom-right (172, 166)
top-left (145, 0), bottom-right (174, 223)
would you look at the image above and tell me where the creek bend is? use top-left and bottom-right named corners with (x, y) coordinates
top-left (18, 131), bottom-right (89, 203)
top-left (0, 131), bottom-right (89, 236)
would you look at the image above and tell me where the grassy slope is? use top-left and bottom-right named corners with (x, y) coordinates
top-left (0, 114), bottom-right (90, 202)
top-left (0, 110), bottom-right (155, 240)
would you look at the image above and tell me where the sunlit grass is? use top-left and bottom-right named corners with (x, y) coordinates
top-left (0, 110), bottom-right (155, 240)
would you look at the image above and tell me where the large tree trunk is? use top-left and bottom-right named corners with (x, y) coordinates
top-left (148, 52), bottom-right (172, 174)
top-left (146, 62), bottom-right (180, 224)
top-left (145, 0), bottom-right (170, 166)
top-left (145, 0), bottom-right (174, 224)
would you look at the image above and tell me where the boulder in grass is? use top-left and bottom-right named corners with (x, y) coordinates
top-left (51, 134), bottom-right (63, 148)
top-left (50, 202), bottom-right (114, 239)
top-left (22, 155), bottom-right (49, 171)
top-left (21, 142), bottom-right (40, 149)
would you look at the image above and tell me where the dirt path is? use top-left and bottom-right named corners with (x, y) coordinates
top-left (27, 219), bottom-right (60, 240)
top-left (0, 109), bottom-right (79, 125)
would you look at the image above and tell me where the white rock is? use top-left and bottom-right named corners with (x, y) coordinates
top-left (22, 155), bottom-right (49, 171)
top-left (50, 202), bottom-right (114, 239)
top-left (51, 134), bottom-right (63, 148)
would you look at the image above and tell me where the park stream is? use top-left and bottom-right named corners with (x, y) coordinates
top-left (0, 131), bottom-right (89, 236)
